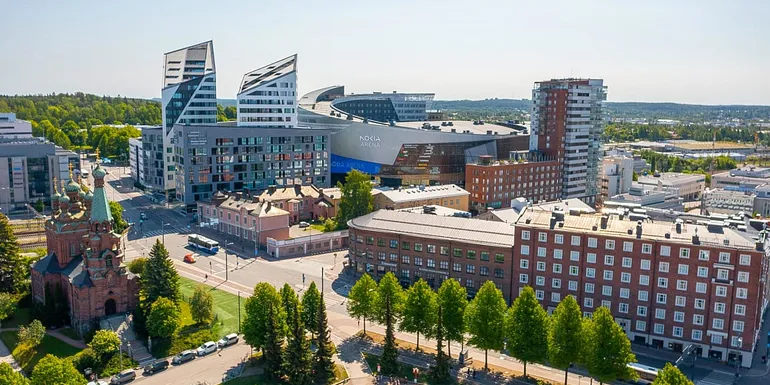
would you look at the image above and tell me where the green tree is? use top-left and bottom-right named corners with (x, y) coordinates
top-left (301, 281), bottom-right (321, 336)
top-left (334, 170), bottom-right (373, 229)
top-left (347, 273), bottom-right (378, 335)
top-left (465, 281), bottom-right (506, 370)
top-left (33, 199), bottom-right (45, 213)
top-left (283, 296), bottom-right (313, 385)
top-left (0, 292), bottom-right (17, 328)
top-left (437, 278), bottom-right (468, 358)
top-left (190, 285), bottom-right (214, 325)
top-left (0, 213), bottom-right (26, 293)
top-left (429, 305), bottom-right (451, 384)
top-left (30, 354), bottom-right (87, 385)
top-left (88, 330), bottom-right (121, 362)
top-left (281, 283), bottom-right (300, 336)
top-left (313, 296), bottom-right (335, 385)
top-left (264, 303), bottom-right (284, 381)
top-left (147, 297), bottom-right (180, 338)
top-left (140, 240), bottom-right (181, 310)
top-left (375, 273), bottom-right (404, 375)
top-left (0, 362), bottom-right (30, 385)
top-left (653, 363), bottom-right (693, 385)
top-left (548, 295), bottom-right (584, 385)
top-left (582, 307), bottom-right (637, 384)
top-left (126, 257), bottom-right (147, 275)
top-left (18, 319), bottom-right (46, 348)
top-left (400, 278), bottom-right (437, 350)
top-left (242, 282), bottom-right (284, 352)
top-left (506, 286), bottom-right (549, 378)
top-left (109, 201), bottom-right (128, 233)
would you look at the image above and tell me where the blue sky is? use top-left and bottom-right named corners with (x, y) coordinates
top-left (1, 0), bottom-right (768, 104)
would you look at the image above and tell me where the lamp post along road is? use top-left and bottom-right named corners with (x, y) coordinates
top-left (225, 241), bottom-right (234, 281)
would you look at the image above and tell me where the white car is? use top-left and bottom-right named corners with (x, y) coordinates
top-left (217, 333), bottom-right (239, 348)
top-left (197, 341), bottom-right (217, 356)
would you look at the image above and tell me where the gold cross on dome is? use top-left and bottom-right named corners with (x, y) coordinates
top-left (53, 176), bottom-right (58, 193)
top-left (95, 148), bottom-right (100, 164)
top-left (68, 162), bottom-right (74, 180)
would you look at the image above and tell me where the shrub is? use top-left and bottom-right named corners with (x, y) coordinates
top-left (323, 218), bottom-right (338, 232)
top-left (18, 320), bottom-right (45, 348)
top-left (127, 258), bottom-right (147, 275)
top-left (72, 348), bottom-right (99, 373)
top-left (88, 330), bottom-right (121, 363)
top-left (100, 352), bottom-right (137, 377)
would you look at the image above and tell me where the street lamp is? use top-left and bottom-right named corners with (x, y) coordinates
top-left (224, 241), bottom-right (234, 281)
top-left (162, 222), bottom-right (171, 243)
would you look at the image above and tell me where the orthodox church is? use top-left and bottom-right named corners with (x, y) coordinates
top-left (31, 159), bottom-right (139, 334)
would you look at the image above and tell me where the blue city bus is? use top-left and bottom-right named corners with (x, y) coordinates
top-left (188, 234), bottom-right (220, 253)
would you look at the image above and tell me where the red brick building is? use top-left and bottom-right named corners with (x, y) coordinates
top-left (31, 164), bottom-right (139, 335)
top-left (512, 209), bottom-right (768, 367)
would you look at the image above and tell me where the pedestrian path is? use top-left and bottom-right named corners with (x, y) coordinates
top-left (138, 228), bottom-right (180, 238)
top-left (696, 370), bottom-right (735, 385)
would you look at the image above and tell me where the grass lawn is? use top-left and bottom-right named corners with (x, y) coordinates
top-left (0, 331), bottom-right (82, 372)
top-left (57, 327), bottom-right (82, 341)
top-left (1, 307), bottom-right (32, 328)
top-left (179, 276), bottom-right (246, 338)
top-left (220, 374), bottom-right (278, 385)
top-left (364, 353), bottom-right (428, 382)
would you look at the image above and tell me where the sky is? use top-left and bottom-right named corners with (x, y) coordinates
top-left (1, 0), bottom-right (768, 105)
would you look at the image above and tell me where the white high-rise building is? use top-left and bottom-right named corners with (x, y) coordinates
top-left (237, 55), bottom-right (297, 128)
top-left (160, 41), bottom-right (217, 193)
top-left (600, 155), bottom-right (634, 200)
top-left (531, 78), bottom-right (607, 203)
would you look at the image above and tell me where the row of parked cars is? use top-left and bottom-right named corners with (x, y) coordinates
top-left (101, 334), bottom-right (239, 384)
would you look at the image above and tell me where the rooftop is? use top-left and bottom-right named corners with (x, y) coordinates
top-left (259, 184), bottom-right (321, 202)
top-left (667, 140), bottom-right (754, 150)
top-left (515, 208), bottom-right (758, 250)
top-left (349, 210), bottom-right (515, 248)
top-left (210, 191), bottom-right (289, 218)
top-left (239, 54), bottom-right (297, 94)
top-left (637, 172), bottom-right (705, 186)
top-left (396, 205), bottom-right (470, 217)
top-left (379, 184), bottom-right (469, 203)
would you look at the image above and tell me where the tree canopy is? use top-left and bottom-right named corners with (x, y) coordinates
top-left (548, 295), bottom-right (584, 385)
top-left (335, 170), bottom-right (373, 229)
top-left (0, 362), bottom-right (29, 385)
top-left (190, 285), bottom-right (215, 325)
top-left (301, 281), bottom-right (321, 335)
top-left (0, 213), bottom-right (26, 294)
top-left (242, 282), bottom-right (284, 351)
top-left (400, 278), bottom-right (437, 350)
top-left (140, 240), bottom-right (181, 310)
top-left (147, 297), bottom-right (179, 338)
top-left (582, 307), bottom-right (637, 384)
top-left (437, 278), bottom-right (468, 358)
top-left (465, 281), bottom-right (507, 370)
top-left (652, 363), bottom-right (693, 385)
top-left (30, 354), bottom-right (87, 385)
top-left (88, 330), bottom-right (121, 360)
top-left (506, 286), bottom-right (549, 377)
top-left (109, 201), bottom-right (128, 233)
top-left (346, 273), bottom-right (378, 334)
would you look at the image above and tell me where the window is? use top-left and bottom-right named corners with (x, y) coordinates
top-left (692, 330), bottom-right (702, 341)
top-left (604, 255), bottom-right (614, 266)
top-left (480, 251), bottom-right (490, 261)
top-left (638, 290), bottom-right (649, 301)
top-left (654, 323), bottom-right (665, 334)
top-left (378, 252), bottom-right (386, 261)
top-left (735, 304), bottom-right (746, 316)
top-left (520, 259), bottom-right (529, 269)
top-left (536, 261), bottom-right (546, 271)
top-left (587, 253), bottom-right (597, 263)
top-left (623, 241), bottom-right (633, 252)
top-left (733, 321), bottom-right (744, 332)
top-left (553, 249), bottom-right (563, 259)
top-left (736, 288), bottom-right (748, 299)
top-left (402, 241), bottom-right (410, 250)
top-left (680, 247), bottom-right (690, 259)
top-left (584, 298), bottom-right (594, 308)
top-left (465, 264), bottom-right (475, 274)
top-left (731, 336), bottom-right (742, 347)
top-left (620, 288), bottom-right (630, 298)
top-left (401, 255), bottom-right (410, 264)
top-left (621, 272), bottom-right (631, 283)
top-left (551, 292), bottom-right (561, 302)
top-left (538, 232), bottom-right (547, 242)
top-left (673, 326), bottom-right (683, 338)
top-left (640, 259), bottom-right (651, 270)
top-left (553, 263), bottom-right (562, 274)
top-left (552, 278), bottom-right (562, 289)
top-left (655, 309), bottom-right (666, 320)
top-left (571, 236), bottom-right (581, 246)
top-left (414, 243), bottom-right (423, 252)
top-left (366, 236), bottom-right (374, 245)
top-left (570, 251), bottom-right (580, 261)
top-left (390, 253), bottom-right (398, 262)
top-left (657, 277), bottom-right (668, 288)
top-left (605, 240), bottom-right (615, 250)
top-left (453, 263), bottom-right (461, 272)
top-left (535, 290), bottom-right (544, 300)
top-left (719, 252), bottom-right (730, 263)
top-left (659, 262), bottom-right (669, 273)
top-left (619, 303), bottom-right (629, 313)
top-left (521, 230), bottom-right (531, 240)
top-left (586, 268), bottom-right (596, 278)
top-left (678, 264), bottom-right (689, 275)
top-left (712, 318), bottom-right (724, 330)
top-left (569, 266), bottom-right (579, 276)
top-left (694, 299), bottom-right (705, 310)
top-left (622, 257), bottom-right (632, 268)
top-left (568, 281), bottom-right (578, 291)
top-left (427, 244), bottom-right (436, 253)
top-left (716, 286), bottom-right (727, 297)
top-left (676, 280), bottom-right (688, 291)
top-left (696, 282), bottom-right (707, 293)
top-left (739, 254), bottom-right (751, 266)
top-left (737, 271), bottom-right (749, 283)
top-left (414, 257), bottom-right (422, 266)
top-left (603, 270), bottom-right (613, 281)
top-left (439, 261), bottom-right (448, 270)
top-left (711, 335), bottom-right (723, 344)
top-left (537, 247), bottom-right (547, 257)
top-left (536, 276), bottom-right (545, 286)
top-left (588, 238), bottom-right (598, 248)
top-left (466, 279), bottom-right (474, 289)
top-left (660, 245), bottom-right (671, 256)
top-left (637, 306), bottom-right (647, 316)
top-left (467, 250), bottom-right (476, 259)
top-left (639, 275), bottom-right (649, 286)
top-left (636, 320), bottom-right (647, 332)
top-left (642, 244), bottom-right (652, 254)
top-left (427, 259), bottom-right (436, 268)
top-left (453, 248), bottom-right (463, 257)
top-left (693, 314), bottom-right (704, 325)
top-left (495, 253), bottom-right (505, 263)
top-left (401, 270), bottom-right (410, 278)
top-left (697, 266), bottom-right (708, 277)
top-left (601, 300), bottom-right (611, 308)
top-left (585, 283), bottom-right (595, 293)
top-left (519, 274), bottom-right (528, 283)
top-left (714, 302), bottom-right (726, 313)
top-left (657, 293), bottom-right (667, 304)
top-left (699, 250), bottom-right (710, 261)
top-left (555, 234), bottom-right (564, 244)
top-left (674, 311), bottom-right (685, 322)
top-left (495, 268), bottom-right (504, 279)
top-left (675, 296), bottom-right (686, 307)
top-left (390, 240), bottom-right (398, 249)
top-left (520, 245), bottom-right (530, 255)
top-left (602, 285), bottom-right (613, 296)
top-left (439, 246), bottom-right (448, 255)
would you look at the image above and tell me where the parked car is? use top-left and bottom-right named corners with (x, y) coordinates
top-left (299, 221), bottom-right (310, 228)
top-left (217, 333), bottom-right (239, 348)
top-left (142, 359), bottom-right (169, 375)
top-left (172, 350), bottom-right (196, 364)
top-left (197, 341), bottom-right (217, 356)
top-left (110, 369), bottom-right (136, 384)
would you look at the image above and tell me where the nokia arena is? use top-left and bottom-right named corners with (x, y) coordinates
top-left (299, 86), bottom-right (529, 186)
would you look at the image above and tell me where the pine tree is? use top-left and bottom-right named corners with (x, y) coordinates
top-left (284, 297), bottom-right (313, 385)
top-left (264, 304), bottom-right (285, 381)
top-left (0, 213), bottom-right (26, 293)
top-left (313, 296), bottom-right (335, 385)
top-left (429, 305), bottom-right (450, 384)
top-left (302, 282), bottom-right (322, 337)
top-left (140, 240), bottom-right (180, 310)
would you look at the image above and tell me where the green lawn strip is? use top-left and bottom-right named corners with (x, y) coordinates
top-left (2, 308), bottom-right (32, 328)
top-left (57, 327), bottom-right (83, 341)
top-left (334, 363), bottom-right (349, 382)
top-left (221, 373), bottom-right (278, 385)
top-left (0, 331), bottom-right (81, 372)
top-left (364, 353), bottom-right (428, 382)
top-left (179, 276), bottom-right (245, 338)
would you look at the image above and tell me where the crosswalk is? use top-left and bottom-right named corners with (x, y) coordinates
top-left (696, 370), bottom-right (735, 385)
top-left (136, 228), bottom-right (182, 238)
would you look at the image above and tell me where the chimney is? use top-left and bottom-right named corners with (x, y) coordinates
top-left (636, 221), bottom-right (643, 239)
top-left (692, 228), bottom-right (700, 244)
top-left (675, 219), bottom-right (683, 234)
top-left (600, 215), bottom-right (609, 229)
top-left (550, 215), bottom-right (558, 229)
top-left (266, 201), bottom-right (272, 212)
top-left (268, 185), bottom-right (276, 194)
top-left (252, 196), bottom-right (259, 203)
top-left (235, 192), bottom-right (243, 200)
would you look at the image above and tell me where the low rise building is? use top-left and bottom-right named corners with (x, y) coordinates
top-left (196, 191), bottom-right (290, 249)
top-left (373, 184), bottom-right (469, 212)
top-left (257, 184), bottom-right (327, 224)
top-left (478, 197), bottom-right (594, 223)
top-left (752, 185), bottom-right (770, 218)
top-left (712, 167), bottom-right (770, 192)
top-left (703, 188), bottom-right (755, 215)
top-left (0, 113), bottom-right (32, 139)
top-left (636, 172), bottom-right (705, 201)
top-left (606, 184), bottom-right (684, 211)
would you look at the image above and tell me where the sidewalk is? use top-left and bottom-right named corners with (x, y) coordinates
top-left (0, 328), bottom-right (86, 349)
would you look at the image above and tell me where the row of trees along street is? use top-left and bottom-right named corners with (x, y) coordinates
top-left (347, 273), bottom-right (695, 385)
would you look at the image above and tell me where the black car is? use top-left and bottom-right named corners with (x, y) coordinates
top-left (142, 359), bottom-right (169, 375)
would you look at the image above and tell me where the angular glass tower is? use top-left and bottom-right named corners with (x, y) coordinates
top-left (236, 54), bottom-right (297, 128)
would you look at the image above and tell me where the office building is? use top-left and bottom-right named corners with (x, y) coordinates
top-left (703, 188), bottom-right (755, 215)
top-left (636, 172), bottom-right (705, 201)
top-left (161, 41), bottom-right (217, 193)
top-left (605, 184), bottom-right (684, 211)
top-left (530, 79), bottom-right (607, 203)
top-left (373, 184), bottom-right (469, 212)
top-left (601, 156), bottom-right (635, 201)
top-left (512, 209), bottom-right (767, 367)
top-left (466, 153), bottom-right (560, 212)
top-left (128, 137), bottom-right (142, 186)
top-left (237, 55), bottom-right (298, 128)
top-left (0, 113), bottom-right (32, 139)
top-left (712, 167), bottom-right (770, 192)
top-left (605, 147), bottom-right (649, 172)
top-left (477, 197), bottom-right (594, 223)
